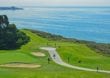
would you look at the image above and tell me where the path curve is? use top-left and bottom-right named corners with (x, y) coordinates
top-left (40, 47), bottom-right (110, 74)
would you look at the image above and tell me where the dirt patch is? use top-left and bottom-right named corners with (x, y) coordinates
top-left (31, 52), bottom-right (45, 57)
top-left (0, 63), bottom-right (41, 68)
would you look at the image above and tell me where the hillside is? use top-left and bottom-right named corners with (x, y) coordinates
top-left (27, 29), bottom-right (110, 70)
top-left (28, 29), bottom-right (110, 56)
top-left (0, 29), bottom-right (110, 78)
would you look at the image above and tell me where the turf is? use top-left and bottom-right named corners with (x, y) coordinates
top-left (0, 52), bottom-right (37, 64)
top-left (0, 30), bottom-right (110, 78)
top-left (57, 45), bottom-right (110, 70)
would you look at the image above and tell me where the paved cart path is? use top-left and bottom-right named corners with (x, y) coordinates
top-left (41, 47), bottom-right (110, 74)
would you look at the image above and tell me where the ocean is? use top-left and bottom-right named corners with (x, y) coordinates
top-left (0, 7), bottom-right (110, 43)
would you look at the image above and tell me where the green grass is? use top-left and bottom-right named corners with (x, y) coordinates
top-left (57, 44), bottom-right (110, 70)
top-left (0, 52), bottom-right (37, 64)
top-left (0, 30), bottom-right (110, 78)
top-left (0, 30), bottom-right (49, 65)
top-left (0, 67), bottom-right (110, 78)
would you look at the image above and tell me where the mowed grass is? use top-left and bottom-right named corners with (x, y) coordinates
top-left (44, 40), bottom-right (110, 70)
top-left (0, 66), bottom-right (110, 78)
top-left (0, 52), bottom-right (37, 64)
top-left (0, 30), bottom-right (110, 78)
top-left (0, 30), bottom-right (49, 65)
top-left (57, 44), bottom-right (110, 70)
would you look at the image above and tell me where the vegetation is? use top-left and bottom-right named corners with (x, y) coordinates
top-left (28, 29), bottom-right (78, 42)
top-left (57, 45), bottom-right (110, 70)
top-left (0, 15), bottom-right (29, 49)
top-left (23, 29), bottom-right (110, 70)
top-left (28, 29), bottom-right (110, 56)
top-left (0, 15), bottom-right (110, 78)
top-left (0, 30), bottom-right (110, 78)
top-left (87, 43), bottom-right (110, 56)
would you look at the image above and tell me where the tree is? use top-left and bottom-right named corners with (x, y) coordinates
top-left (0, 15), bottom-right (9, 28)
top-left (0, 15), bottom-right (30, 50)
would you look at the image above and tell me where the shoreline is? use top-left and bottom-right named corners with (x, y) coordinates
top-left (24, 28), bottom-right (110, 44)
top-left (25, 29), bottom-right (110, 56)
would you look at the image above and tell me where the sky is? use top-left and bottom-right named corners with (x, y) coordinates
top-left (0, 0), bottom-right (110, 6)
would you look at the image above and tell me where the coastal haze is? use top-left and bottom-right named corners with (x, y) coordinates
top-left (0, 0), bottom-right (110, 43)
top-left (0, 0), bottom-right (110, 6)
top-left (0, 1), bottom-right (110, 78)
top-left (0, 7), bottom-right (110, 43)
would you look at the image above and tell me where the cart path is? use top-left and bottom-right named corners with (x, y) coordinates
top-left (40, 47), bottom-right (110, 74)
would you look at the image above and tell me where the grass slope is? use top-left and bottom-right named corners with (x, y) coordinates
top-left (28, 29), bottom-right (110, 70)
top-left (57, 45), bottom-right (110, 70)
top-left (0, 30), bottom-right (110, 78)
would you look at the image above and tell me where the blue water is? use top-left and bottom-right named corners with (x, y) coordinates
top-left (0, 7), bottom-right (110, 43)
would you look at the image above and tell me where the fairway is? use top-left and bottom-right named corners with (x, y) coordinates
top-left (0, 30), bottom-right (110, 78)
top-left (57, 45), bottom-right (110, 70)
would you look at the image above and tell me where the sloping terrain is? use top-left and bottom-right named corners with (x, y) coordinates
top-left (0, 30), bottom-right (110, 78)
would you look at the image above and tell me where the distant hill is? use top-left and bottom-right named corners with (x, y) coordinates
top-left (0, 6), bottom-right (23, 10)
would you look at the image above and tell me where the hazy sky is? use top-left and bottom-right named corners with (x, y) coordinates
top-left (0, 0), bottom-right (110, 6)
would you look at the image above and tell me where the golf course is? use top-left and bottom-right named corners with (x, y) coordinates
top-left (0, 29), bottom-right (110, 78)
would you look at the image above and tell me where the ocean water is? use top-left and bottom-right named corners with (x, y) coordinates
top-left (0, 7), bottom-right (110, 43)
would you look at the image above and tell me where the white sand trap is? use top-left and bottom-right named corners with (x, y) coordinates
top-left (0, 63), bottom-right (41, 68)
top-left (31, 52), bottom-right (45, 57)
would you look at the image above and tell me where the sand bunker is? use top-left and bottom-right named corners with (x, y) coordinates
top-left (31, 52), bottom-right (45, 57)
top-left (0, 63), bottom-right (41, 68)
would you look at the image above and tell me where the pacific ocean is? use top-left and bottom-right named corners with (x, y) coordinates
top-left (0, 7), bottom-right (110, 43)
